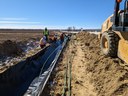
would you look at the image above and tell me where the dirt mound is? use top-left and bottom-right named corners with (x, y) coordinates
top-left (0, 40), bottom-right (23, 57)
top-left (41, 32), bottom-right (128, 96)
top-left (77, 32), bottom-right (128, 96)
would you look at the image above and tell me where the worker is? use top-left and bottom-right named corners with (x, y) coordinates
top-left (55, 33), bottom-right (58, 37)
top-left (43, 27), bottom-right (49, 41)
top-left (60, 33), bottom-right (65, 41)
top-left (39, 36), bottom-right (47, 48)
top-left (54, 33), bottom-right (58, 41)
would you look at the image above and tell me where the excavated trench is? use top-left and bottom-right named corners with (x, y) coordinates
top-left (0, 39), bottom-right (65, 96)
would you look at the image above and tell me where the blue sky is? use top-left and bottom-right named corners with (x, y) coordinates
top-left (0, 0), bottom-right (124, 29)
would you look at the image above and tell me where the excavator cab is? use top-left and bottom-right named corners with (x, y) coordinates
top-left (100, 0), bottom-right (128, 64)
top-left (113, 0), bottom-right (128, 30)
top-left (119, 0), bottom-right (128, 26)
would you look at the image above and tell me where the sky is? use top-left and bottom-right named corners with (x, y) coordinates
top-left (0, 0), bottom-right (125, 29)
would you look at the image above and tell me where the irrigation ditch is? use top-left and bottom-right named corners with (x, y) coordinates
top-left (0, 37), bottom-right (69, 96)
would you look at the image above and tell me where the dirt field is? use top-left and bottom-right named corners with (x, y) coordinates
top-left (0, 30), bottom-right (60, 73)
top-left (43, 32), bottom-right (128, 96)
top-left (0, 31), bottom-right (128, 96)
top-left (0, 32), bottom-right (42, 43)
top-left (0, 32), bottom-right (43, 57)
top-left (0, 31), bottom-right (44, 73)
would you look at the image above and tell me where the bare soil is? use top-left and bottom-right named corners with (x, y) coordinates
top-left (1, 31), bottom-right (128, 96)
top-left (0, 31), bottom-right (60, 73)
top-left (0, 32), bottom-right (42, 43)
top-left (0, 32), bottom-right (43, 57)
top-left (0, 31), bottom-right (44, 74)
top-left (44, 32), bottom-right (128, 96)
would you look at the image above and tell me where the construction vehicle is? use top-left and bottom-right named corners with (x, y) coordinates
top-left (99, 0), bottom-right (128, 64)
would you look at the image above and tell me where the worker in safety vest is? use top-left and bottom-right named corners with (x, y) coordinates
top-left (43, 27), bottom-right (49, 41)
top-left (39, 36), bottom-right (47, 48)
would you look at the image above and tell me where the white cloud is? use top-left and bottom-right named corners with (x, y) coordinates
top-left (0, 21), bottom-right (40, 24)
top-left (0, 25), bottom-right (43, 29)
top-left (0, 18), bottom-right (28, 21)
top-left (0, 24), bottom-right (67, 29)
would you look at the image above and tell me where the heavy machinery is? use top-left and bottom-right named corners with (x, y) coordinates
top-left (99, 0), bottom-right (128, 64)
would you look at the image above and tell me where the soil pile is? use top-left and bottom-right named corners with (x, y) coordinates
top-left (77, 32), bottom-right (128, 96)
top-left (0, 40), bottom-right (23, 57)
top-left (45, 32), bottom-right (128, 96)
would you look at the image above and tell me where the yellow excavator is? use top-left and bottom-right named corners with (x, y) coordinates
top-left (99, 0), bottom-right (128, 63)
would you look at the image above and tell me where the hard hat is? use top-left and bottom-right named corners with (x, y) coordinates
top-left (45, 27), bottom-right (47, 30)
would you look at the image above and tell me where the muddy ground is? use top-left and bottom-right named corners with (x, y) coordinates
top-left (43, 32), bottom-right (128, 96)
